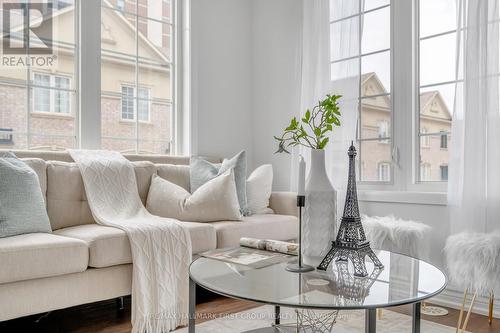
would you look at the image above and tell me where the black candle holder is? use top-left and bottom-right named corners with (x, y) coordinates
top-left (286, 195), bottom-right (314, 273)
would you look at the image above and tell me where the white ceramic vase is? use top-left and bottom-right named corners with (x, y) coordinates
top-left (302, 149), bottom-right (337, 266)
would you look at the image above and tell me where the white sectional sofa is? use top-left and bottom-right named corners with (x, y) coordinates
top-left (0, 151), bottom-right (298, 321)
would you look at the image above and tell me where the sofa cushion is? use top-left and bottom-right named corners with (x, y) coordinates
top-left (21, 158), bottom-right (47, 200)
top-left (55, 222), bottom-right (217, 268)
top-left (157, 163), bottom-right (190, 191)
top-left (46, 161), bottom-right (157, 230)
top-left (0, 153), bottom-right (52, 238)
top-left (210, 214), bottom-right (298, 248)
top-left (54, 224), bottom-right (132, 268)
top-left (147, 171), bottom-right (242, 223)
top-left (0, 233), bottom-right (88, 284)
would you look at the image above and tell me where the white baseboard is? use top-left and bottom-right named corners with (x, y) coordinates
top-left (428, 287), bottom-right (498, 319)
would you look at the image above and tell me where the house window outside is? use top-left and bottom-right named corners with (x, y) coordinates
top-left (34, 74), bottom-right (51, 113)
top-left (116, 0), bottom-right (125, 10)
top-left (121, 86), bottom-right (135, 120)
top-left (33, 74), bottom-right (71, 114)
top-left (121, 86), bottom-right (151, 122)
top-left (420, 163), bottom-right (431, 181)
top-left (440, 165), bottom-right (448, 181)
top-left (138, 88), bottom-right (150, 122)
top-left (420, 128), bottom-right (430, 147)
top-left (440, 132), bottom-right (448, 149)
top-left (378, 120), bottom-right (389, 140)
top-left (55, 77), bottom-right (70, 114)
top-left (378, 162), bottom-right (390, 182)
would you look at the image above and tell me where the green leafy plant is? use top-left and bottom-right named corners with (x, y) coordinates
top-left (274, 94), bottom-right (342, 153)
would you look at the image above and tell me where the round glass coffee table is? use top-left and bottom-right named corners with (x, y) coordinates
top-left (188, 250), bottom-right (447, 333)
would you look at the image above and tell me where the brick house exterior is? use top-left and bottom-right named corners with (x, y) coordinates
top-left (0, 1), bottom-right (172, 154)
top-left (360, 73), bottom-right (451, 182)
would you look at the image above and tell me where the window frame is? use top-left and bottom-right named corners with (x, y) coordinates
top-left (351, 0), bottom-right (448, 193)
top-left (80, 0), bottom-right (183, 153)
top-left (32, 72), bottom-right (72, 115)
top-left (411, 0), bottom-right (450, 192)
top-left (329, 1), bottom-right (395, 189)
top-left (120, 85), bottom-right (151, 122)
top-left (377, 162), bottom-right (391, 182)
top-left (440, 164), bottom-right (448, 181)
top-left (121, 85), bottom-right (135, 121)
top-left (440, 132), bottom-right (448, 149)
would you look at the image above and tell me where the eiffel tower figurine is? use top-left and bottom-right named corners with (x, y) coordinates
top-left (317, 142), bottom-right (384, 277)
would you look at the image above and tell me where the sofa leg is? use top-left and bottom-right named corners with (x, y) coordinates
top-left (34, 311), bottom-right (51, 323)
top-left (116, 297), bottom-right (125, 312)
top-left (489, 293), bottom-right (494, 325)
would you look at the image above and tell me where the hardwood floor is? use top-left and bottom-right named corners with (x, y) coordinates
top-left (1, 292), bottom-right (498, 332)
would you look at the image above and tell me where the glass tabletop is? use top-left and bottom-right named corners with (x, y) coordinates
top-left (189, 250), bottom-right (447, 310)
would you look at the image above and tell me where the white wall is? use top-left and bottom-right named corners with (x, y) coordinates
top-left (190, 0), bottom-right (302, 184)
top-left (251, 0), bottom-right (302, 190)
top-left (190, 0), bottom-right (254, 163)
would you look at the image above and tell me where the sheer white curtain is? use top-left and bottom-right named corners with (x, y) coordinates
top-left (291, 0), bottom-right (360, 218)
top-left (448, 0), bottom-right (500, 233)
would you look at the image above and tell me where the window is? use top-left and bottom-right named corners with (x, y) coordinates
top-left (0, 128), bottom-right (13, 145)
top-left (0, 2), bottom-right (77, 150)
top-left (330, 0), bottom-right (392, 183)
top-left (33, 74), bottom-right (71, 114)
top-left (34, 74), bottom-right (51, 113)
top-left (440, 165), bottom-right (448, 181)
top-left (101, 0), bottom-right (174, 154)
top-left (440, 132), bottom-right (448, 149)
top-left (420, 163), bottom-right (431, 181)
top-left (328, 0), bottom-right (454, 191)
top-left (121, 86), bottom-right (135, 120)
top-left (378, 162), bottom-right (390, 182)
top-left (0, 1), bottom-right (180, 154)
top-left (138, 88), bottom-right (150, 122)
top-left (420, 128), bottom-right (430, 147)
top-left (378, 120), bottom-right (389, 139)
top-left (116, 0), bottom-right (125, 11)
top-left (121, 86), bottom-right (150, 122)
top-left (418, 0), bottom-right (455, 183)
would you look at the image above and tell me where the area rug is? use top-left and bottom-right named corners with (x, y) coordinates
top-left (176, 305), bottom-right (466, 333)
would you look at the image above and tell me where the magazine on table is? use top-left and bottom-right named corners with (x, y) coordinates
top-left (201, 238), bottom-right (298, 268)
top-left (239, 237), bottom-right (299, 255)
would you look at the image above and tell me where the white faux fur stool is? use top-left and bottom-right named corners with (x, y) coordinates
top-left (445, 232), bottom-right (500, 332)
top-left (361, 215), bottom-right (433, 319)
top-left (361, 215), bottom-right (431, 260)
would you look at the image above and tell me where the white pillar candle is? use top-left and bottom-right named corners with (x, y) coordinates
top-left (298, 155), bottom-right (306, 196)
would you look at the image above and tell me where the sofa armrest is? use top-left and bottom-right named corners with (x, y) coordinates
top-left (269, 192), bottom-right (298, 217)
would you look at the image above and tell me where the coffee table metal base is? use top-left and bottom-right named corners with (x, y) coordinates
top-left (188, 278), bottom-right (421, 333)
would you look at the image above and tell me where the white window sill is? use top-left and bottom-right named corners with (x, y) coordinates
top-left (31, 111), bottom-right (74, 119)
top-left (358, 190), bottom-right (447, 206)
top-left (119, 119), bottom-right (153, 125)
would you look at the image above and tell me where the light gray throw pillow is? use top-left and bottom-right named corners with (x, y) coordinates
top-left (0, 152), bottom-right (52, 238)
top-left (190, 150), bottom-right (249, 215)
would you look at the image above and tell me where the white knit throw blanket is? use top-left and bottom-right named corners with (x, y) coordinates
top-left (69, 150), bottom-right (192, 333)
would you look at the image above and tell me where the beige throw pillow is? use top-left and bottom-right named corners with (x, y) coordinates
top-left (146, 169), bottom-right (242, 222)
top-left (246, 164), bottom-right (274, 215)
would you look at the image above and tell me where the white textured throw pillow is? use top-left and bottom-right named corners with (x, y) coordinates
top-left (246, 164), bottom-right (274, 215)
top-left (146, 169), bottom-right (242, 222)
